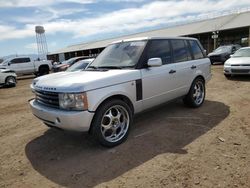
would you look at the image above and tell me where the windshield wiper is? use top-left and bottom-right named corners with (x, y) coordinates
top-left (87, 66), bottom-right (98, 69)
top-left (97, 66), bottom-right (122, 69)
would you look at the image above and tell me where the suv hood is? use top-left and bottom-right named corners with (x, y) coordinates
top-left (33, 69), bottom-right (141, 93)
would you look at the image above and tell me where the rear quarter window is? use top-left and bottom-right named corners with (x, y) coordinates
top-left (189, 40), bottom-right (204, 60)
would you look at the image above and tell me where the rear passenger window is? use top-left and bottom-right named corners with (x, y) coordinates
top-left (189, 40), bottom-right (204, 59)
top-left (11, 58), bottom-right (30, 64)
top-left (171, 40), bottom-right (189, 63)
top-left (147, 40), bottom-right (171, 64)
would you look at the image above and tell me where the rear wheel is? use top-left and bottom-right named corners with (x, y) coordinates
top-left (183, 78), bottom-right (205, 108)
top-left (39, 66), bottom-right (49, 76)
top-left (91, 99), bottom-right (133, 147)
top-left (5, 76), bottom-right (16, 87)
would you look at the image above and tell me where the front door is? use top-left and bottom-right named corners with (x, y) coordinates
top-left (140, 39), bottom-right (178, 110)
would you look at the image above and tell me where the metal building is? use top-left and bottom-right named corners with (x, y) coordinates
top-left (48, 9), bottom-right (250, 62)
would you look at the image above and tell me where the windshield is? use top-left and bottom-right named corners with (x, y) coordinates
top-left (232, 48), bottom-right (250, 57)
top-left (214, 46), bottom-right (232, 53)
top-left (66, 59), bottom-right (94, 72)
top-left (89, 41), bottom-right (147, 69)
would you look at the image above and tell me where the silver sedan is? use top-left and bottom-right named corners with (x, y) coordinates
top-left (224, 47), bottom-right (250, 78)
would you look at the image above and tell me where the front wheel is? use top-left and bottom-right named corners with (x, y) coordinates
top-left (91, 100), bottom-right (133, 147)
top-left (5, 76), bottom-right (16, 87)
top-left (183, 78), bottom-right (205, 108)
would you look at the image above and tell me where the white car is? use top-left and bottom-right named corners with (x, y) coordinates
top-left (224, 47), bottom-right (250, 77)
top-left (0, 56), bottom-right (52, 76)
top-left (0, 68), bottom-right (17, 87)
top-left (30, 37), bottom-right (211, 147)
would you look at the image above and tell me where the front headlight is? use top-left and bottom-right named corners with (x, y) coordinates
top-left (59, 93), bottom-right (88, 111)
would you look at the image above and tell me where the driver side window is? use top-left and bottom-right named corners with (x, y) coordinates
top-left (147, 40), bottom-right (172, 65)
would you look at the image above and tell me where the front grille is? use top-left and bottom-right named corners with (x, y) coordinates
top-left (231, 69), bottom-right (250, 73)
top-left (35, 90), bottom-right (59, 108)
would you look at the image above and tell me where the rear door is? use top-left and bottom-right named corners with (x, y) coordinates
top-left (140, 39), bottom-right (178, 110)
top-left (170, 39), bottom-right (194, 96)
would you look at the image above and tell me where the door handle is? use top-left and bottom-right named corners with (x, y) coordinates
top-left (169, 69), bottom-right (176, 74)
top-left (191, 65), bottom-right (197, 69)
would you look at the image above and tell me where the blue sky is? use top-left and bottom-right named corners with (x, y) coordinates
top-left (0, 0), bottom-right (250, 57)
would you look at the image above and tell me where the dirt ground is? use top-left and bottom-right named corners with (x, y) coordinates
top-left (0, 65), bottom-right (249, 188)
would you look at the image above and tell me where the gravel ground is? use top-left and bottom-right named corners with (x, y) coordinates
top-left (0, 65), bottom-right (249, 188)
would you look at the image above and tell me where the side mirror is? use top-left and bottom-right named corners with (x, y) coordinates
top-left (147, 58), bottom-right (162, 67)
top-left (230, 54), bottom-right (233, 58)
top-left (203, 50), bottom-right (207, 55)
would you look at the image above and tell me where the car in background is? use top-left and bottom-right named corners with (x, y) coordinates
top-left (224, 47), bottom-right (250, 78)
top-left (52, 56), bottom-right (92, 72)
top-left (208, 44), bottom-right (241, 64)
top-left (0, 68), bottom-right (17, 87)
top-left (0, 56), bottom-right (52, 76)
top-left (66, 58), bottom-right (95, 72)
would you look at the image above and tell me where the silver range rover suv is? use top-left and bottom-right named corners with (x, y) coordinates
top-left (30, 37), bottom-right (211, 147)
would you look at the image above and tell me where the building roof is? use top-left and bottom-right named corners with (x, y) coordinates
top-left (49, 10), bottom-right (250, 55)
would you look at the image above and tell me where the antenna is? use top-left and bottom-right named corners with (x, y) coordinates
top-left (35, 26), bottom-right (48, 59)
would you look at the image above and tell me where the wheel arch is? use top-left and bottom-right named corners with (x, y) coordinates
top-left (194, 75), bottom-right (205, 83)
top-left (88, 94), bottom-right (134, 134)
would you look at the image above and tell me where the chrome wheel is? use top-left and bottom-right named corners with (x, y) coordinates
top-left (193, 81), bottom-right (204, 105)
top-left (6, 77), bottom-right (16, 86)
top-left (101, 105), bottom-right (130, 143)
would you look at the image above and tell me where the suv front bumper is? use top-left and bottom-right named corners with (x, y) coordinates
top-left (29, 99), bottom-right (94, 132)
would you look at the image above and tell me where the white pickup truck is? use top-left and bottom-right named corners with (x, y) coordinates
top-left (30, 37), bottom-right (211, 147)
top-left (0, 56), bottom-right (52, 76)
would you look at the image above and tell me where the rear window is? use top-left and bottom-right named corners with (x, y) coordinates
top-left (171, 40), bottom-right (190, 63)
top-left (189, 40), bottom-right (204, 60)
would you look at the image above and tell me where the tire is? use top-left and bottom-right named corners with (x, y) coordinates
top-left (91, 99), bottom-right (133, 147)
top-left (183, 78), bottom-right (205, 108)
top-left (224, 74), bottom-right (231, 78)
top-left (39, 66), bottom-right (49, 76)
top-left (5, 76), bottom-right (16, 87)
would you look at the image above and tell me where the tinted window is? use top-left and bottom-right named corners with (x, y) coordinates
top-left (147, 40), bottom-right (171, 64)
top-left (189, 40), bottom-right (204, 59)
top-left (171, 40), bottom-right (189, 63)
top-left (184, 40), bottom-right (193, 61)
top-left (11, 58), bottom-right (30, 64)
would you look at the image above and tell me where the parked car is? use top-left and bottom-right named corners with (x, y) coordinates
top-left (29, 37), bottom-right (211, 147)
top-left (0, 68), bottom-right (17, 87)
top-left (66, 58), bottom-right (95, 72)
top-left (224, 47), bottom-right (250, 77)
top-left (52, 56), bottom-right (91, 72)
top-left (0, 56), bottom-right (52, 76)
top-left (208, 44), bottom-right (241, 64)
